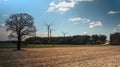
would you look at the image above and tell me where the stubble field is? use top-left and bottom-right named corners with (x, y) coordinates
top-left (0, 46), bottom-right (120, 67)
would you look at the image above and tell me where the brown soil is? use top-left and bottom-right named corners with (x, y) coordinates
top-left (0, 46), bottom-right (120, 67)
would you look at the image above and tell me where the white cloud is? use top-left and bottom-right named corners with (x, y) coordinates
top-left (81, 18), bottom-right (90, 23)
top-left (112, 28), bottom-right (119, 33)
top-left (36, 31), bottom-right (58, 37)
top-left (69, 17), bottom-right (103, 28)
top-left (58, 7), bottom-right (69, 13)
top-left (69, 17), bottom-right (90, 23)
top-left (69, 18), bottom-right (81, 22)
top-left (0, 25), bottom-right (8, 41)
top-left (0, 24), bottom-right (5, 28)
top-left (108, 11), bottom-right (120, 14)
top-left (0, 31), bottom-right (8, 41)
top-left (48, 0), bottom-right (94, 13)
top-left (112, 24), bottom-right (120, 33)
top-left (74, 0), bottom-right (94, 2)
top-left (74, 23), bottom-right (78, 24)
top-left (48, 1), bottom-right (76, 13)
top-left (112, 29), bottom-right (117, 33)
top-left (89, 21), bottom-right (102, 28)
top-left (36, 31), bottom-right (48, 37)
top-left (117, 24), bottom-right (120, 27)
top-left (2, 14), bottom-right (8, 17)
top-left (83, 32), bottom-right (87, 35)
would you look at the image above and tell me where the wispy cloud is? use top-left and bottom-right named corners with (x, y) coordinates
top-left (108, 11), bottom-right (120, 14)
top-left (36, 31), bottom-right (48, 37)
top-left (0, 24), bottom-right (8, 41)
top-left (48, 1), bottom-right (75, 14)
top-left (112, 24), bottom-right (120, 33)
top-left (112, 29), bottom-right (117, 33)
top-left (89, 21), bottom-right (102, 28)
top-left (0, 31), bottom-right (8, 41)
top-left (83, 32), bottom-right (87, 35)
top-left (74, 0), bottom-right (94, 2)
top-left (73, 23), bottom-right (78, 24)
top-left (117, 24), bottom-right (120, 27)
top-left (36, 31), bottom-right (58, 37)
top-left (48, 0), bottom-right (94, 14)
top-left (2, 14), bottom-right (8, 17)
top-left (69, 18), bottom-right (81, 22)
top-left (0, 24), bottom-right (5, 28)
top-left (69, 17), bottom-right (90, 23)
top-left (69, 17), bottom-right (103, 28)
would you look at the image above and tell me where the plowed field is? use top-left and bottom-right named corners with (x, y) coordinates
top-left (0, 46), bottom-right (120, 67)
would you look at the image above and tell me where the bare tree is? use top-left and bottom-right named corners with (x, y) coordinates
top-left (5, 13), bottom-right (36, 50)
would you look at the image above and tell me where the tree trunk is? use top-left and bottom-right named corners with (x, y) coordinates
top-left (17, 37), bottom-right (21, 50)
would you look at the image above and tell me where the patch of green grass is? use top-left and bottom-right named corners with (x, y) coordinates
top-left (27, 44), bottom-right (106, 48)
top-left (0, 43), bottom-right (108, 48)
top-left (0, 43), bottom-right (16, 48)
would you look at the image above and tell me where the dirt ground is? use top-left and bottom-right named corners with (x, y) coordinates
top-left (0, 46), bottom-right (120, 67)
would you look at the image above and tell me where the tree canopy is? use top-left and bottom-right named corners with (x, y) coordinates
top-left (110, 32), bottom-right (120, 45)
top-left (25, 34), bottom-right (107, 45)
top-left (5, 13), bottom-right (36, 50)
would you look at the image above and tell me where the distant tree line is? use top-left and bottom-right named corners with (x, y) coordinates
top-left (0, 41), bottom-right (17, 44)
top-left (1, 32), bottom-right (120, 45)
top-left (25, 34), bottom-right (107, 45)
top-left (0, 41), bottom-right (27, 46)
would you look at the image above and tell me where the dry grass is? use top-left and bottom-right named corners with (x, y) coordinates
top-left (0, 46), bottom-right (120, 67)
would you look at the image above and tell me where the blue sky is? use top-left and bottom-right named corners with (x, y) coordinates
top-left (0, 0), bottom-right (120, 40)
